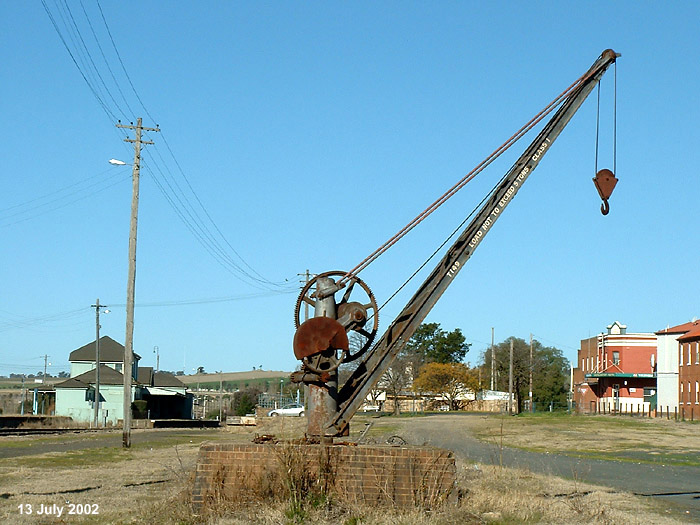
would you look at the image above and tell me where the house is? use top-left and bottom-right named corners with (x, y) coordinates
top-left (573, 321), bottom-right (657, 413)
top-left (677, 322), bottom-right (700, 417)
top-left (54, 364), bottom-right (138, 425)
top-left (54, 336), bottom-right (192, 426)
top-left (655, 320), bottom-right (700, 416)
top-left (68, 335), bottom-right (140, 378)
top-left (137, 367), bottom-right (192, 419)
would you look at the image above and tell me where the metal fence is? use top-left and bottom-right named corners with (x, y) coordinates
top-left (257, 392), bottom-right (303, 410)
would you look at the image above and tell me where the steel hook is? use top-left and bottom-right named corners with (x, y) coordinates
top-left (600, 199), bottom-right (610, 216)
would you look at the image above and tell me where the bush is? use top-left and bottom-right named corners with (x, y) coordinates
top-left (132, 400), bottom-right (148, 419)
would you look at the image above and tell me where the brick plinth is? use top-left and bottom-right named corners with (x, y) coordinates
top-left (192, 443), bottom-right (455, 511)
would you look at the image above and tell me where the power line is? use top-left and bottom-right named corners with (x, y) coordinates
top-left (0, 167), bottom-right (130, 227)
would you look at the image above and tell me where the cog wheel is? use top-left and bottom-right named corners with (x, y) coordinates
top-left (294, 270), bottom-right (379, 363)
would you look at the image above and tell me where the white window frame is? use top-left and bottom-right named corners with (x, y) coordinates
top-left (680, 382), bottom-right (684, 404)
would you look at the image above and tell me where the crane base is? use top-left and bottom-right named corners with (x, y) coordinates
top-left (192, 442), bottom-right (456, 512)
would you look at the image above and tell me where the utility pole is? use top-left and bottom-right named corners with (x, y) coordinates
top-left (219, 373), bottom-right (223, 422)
top-left (508, 339), bottom-right (514, 415)
top-left (91, 299), bottom-right (109, 428)
top-left (529, 333), bottom-right (534, 413)
top-left (490, 327), bottom-right (495, 391)
top-left (20, 375), bottom-right (25, 415)
top-left (41, 354), bottom-right (50, 382)
top-left (153, 346), bottom-right (159, 372)
top-left (117, 118), bottom-right (159, 448)
top-left (298, 270), bottom-right (312, 322)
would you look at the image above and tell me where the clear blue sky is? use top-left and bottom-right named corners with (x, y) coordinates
top-left (1, 2), bottom-right (698, 377)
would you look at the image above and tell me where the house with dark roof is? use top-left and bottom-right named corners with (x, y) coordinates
top-left (54, 337), bottom-right (192, 425)
top-left (68, 336), bottom-right (140, 378)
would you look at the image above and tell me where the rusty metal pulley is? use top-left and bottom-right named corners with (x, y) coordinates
top-left (593, 168), bottom-right (618, 215)
top-left (294, 271), bottom-right (379, 363)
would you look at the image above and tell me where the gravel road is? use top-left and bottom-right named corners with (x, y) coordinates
top-left (404, 414), bottom-right (700, 522)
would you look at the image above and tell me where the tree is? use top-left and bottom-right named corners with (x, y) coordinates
top-left (413, 362), bottom-right (479, 410)
top-left (482, 337), bottom-right (569, 413)
top-left (381, 354), bottom-right (411, 415)
top-left (403, 323), bottom-right (471, 366)
top-left (231, 387), bottom-right (261, 416)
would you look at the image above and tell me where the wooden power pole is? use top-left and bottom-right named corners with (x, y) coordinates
top-left (116, 118), bottom-right (159, 448)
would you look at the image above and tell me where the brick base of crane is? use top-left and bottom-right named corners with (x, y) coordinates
top-left (191, 443), bottom-right (456, 511)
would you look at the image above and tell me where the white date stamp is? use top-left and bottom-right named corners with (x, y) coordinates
top-left (17, 503), bottom-right (100, 517)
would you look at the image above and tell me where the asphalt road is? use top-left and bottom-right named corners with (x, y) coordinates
top-left (405, 414), bottom-right (700, 522)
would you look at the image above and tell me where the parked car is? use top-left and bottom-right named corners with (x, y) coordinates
top-left (362, 405), bottom-right (380, 412)
top-left (268, 403), bottom-right (305, 417)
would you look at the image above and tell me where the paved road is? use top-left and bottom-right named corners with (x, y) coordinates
top-left (405, 414), bottom-right (700, 522)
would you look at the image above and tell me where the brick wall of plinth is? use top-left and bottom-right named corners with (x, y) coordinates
top-left (192, 443), bottom-right (455, 511)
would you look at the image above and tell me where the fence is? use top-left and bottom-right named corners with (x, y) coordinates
top-left (582, 401), bottom-right (696, 422)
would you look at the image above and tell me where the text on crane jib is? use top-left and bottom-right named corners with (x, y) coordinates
top-left (465, 139), bottom-right (551, 253)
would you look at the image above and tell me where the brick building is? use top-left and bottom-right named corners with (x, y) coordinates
top-left (573, 321), bottom-right (657, 413)
top-left (678, 322), bottom-right (700, 417)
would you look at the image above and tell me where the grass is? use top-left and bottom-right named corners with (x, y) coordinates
top-left (466, 412), bottom-right (700, 467)
top-left (0, 414), bottom-right (696, 524)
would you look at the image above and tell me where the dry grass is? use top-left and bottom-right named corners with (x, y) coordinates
top-left (466, 413), bottom-right (700, 465)
top-left (0, 418), bottom-right (691, 524)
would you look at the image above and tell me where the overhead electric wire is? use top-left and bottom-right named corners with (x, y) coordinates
top-left (0, 307), bottom-right (90, 333)
top-left (95, 0), bottom-right (157, 125)
top-left (157, 133), bottom-right (291, 289)
top-left (40, 0), bottom-right (117, 121)
top-left (89, 0), bottom-right (293, 291)
top-left (78, 0), bottom-right (136, 118)
top-left (0, 167), bottom-right (130, 227)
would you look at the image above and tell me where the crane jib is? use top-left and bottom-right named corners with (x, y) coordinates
top-left (329, 50), bottom-right (619, 435)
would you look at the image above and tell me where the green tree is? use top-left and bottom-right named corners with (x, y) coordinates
top-left (482, 337), bottom-right (569, 413)
top-left (403, 322), bottom-right (471, 366)
top-left (231, 387), bottom-right (261, 416)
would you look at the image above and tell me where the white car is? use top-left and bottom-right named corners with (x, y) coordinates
top-left (268, 403), bottom-right (305, 417)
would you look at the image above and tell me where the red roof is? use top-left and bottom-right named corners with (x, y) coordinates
top-left (655, 320), bottom-right (700, 335)
top-left (678, 326), bottom-right (700, 342)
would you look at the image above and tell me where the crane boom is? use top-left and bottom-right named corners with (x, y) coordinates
top-left (327, 49), bottom-right (619, 435)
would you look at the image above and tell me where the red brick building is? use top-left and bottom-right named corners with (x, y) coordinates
top-left (678, 323), bottom-right (700, 418)
top-left (573, 321), bottom-right (656, 413)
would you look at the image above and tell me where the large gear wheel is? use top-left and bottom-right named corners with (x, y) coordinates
top-left (294, 270), bottom-right (379, 363)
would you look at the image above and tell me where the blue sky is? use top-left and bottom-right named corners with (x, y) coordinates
top-left (1, 2), bottom-right (698, 377)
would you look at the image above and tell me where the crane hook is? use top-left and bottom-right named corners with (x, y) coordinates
top-left (593, 169), bottom-right (617, 216)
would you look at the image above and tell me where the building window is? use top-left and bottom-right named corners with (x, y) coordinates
top-left (695, 342), bottom-right (699, 365)
top-left (696, 382), bottom-right (699, 404)
top-left (612, 351), bottom-right (620, 365)
top-left (680, 382), bottom-right (684, 404)
top-left (689, 345), bottom-right (692, 367)
top-left (689, 382), bottom-right (693, 405)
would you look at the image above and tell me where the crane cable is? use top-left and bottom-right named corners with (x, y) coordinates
top-left (595, 62), bottom-right (618, 176)
top-left (337, 63), bottom-right (605, 288)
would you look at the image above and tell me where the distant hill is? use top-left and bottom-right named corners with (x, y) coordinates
top-left (180, 370), bottom-right (292, 385)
